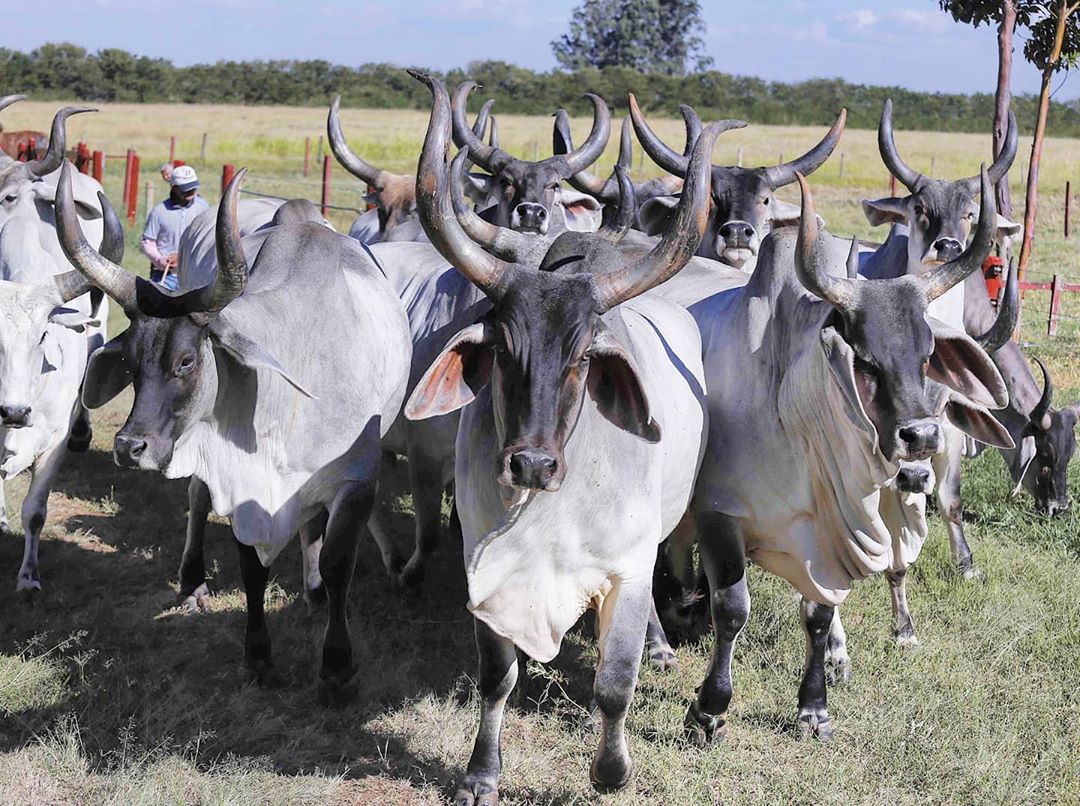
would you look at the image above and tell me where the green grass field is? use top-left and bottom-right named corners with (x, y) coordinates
top-left (1, 102), bottom-right (1080, 804)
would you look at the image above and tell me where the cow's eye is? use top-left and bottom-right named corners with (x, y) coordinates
top-left (914, 205), bottom-right (925, 218)
top-left (967, 211), bottom-right (976, 220)
top-left (3, 194), bottom-right (16, 204)
top-left (762, 196), bottom-right (770, 206)
top-left (174, 354), bottom-right (196, 377)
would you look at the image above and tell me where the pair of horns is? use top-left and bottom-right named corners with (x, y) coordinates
top-left (55, 160), bottom-right (249, 318)
top-left (797, 165), bottom-right (996, 310)
top-left (629, 93), bottom-right (846, 189)
top-left (409, 68), bottom-right (718, 311)
top-left (880, 98), bottom-right (1017, 192)
top-left (450, 80), bottom-right (611, 178)
top-left (0, 96), bottom-right (96, 178)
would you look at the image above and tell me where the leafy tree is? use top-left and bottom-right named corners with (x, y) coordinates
top-left (552, 0), bottom-right (713, 76)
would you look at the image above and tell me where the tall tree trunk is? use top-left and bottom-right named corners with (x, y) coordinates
top-left (1018, 0), bottom-right (1078, 282)
top-left (994, 1), bottom-right (1016, 219)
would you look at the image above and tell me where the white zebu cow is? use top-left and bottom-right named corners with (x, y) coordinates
top-left (57, 163), bottom-right (412, 697)
top-left (666, 170), bottom-right (1013, 745)
top-left (0, 192), bottom-right (122, 595)
top-left (405, 71), bottom-right (722, 802)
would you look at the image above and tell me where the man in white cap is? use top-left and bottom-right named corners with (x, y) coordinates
top-left (140, 164), bottom-right (208, 290)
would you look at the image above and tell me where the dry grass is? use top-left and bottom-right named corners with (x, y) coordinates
top-left (1, 102), bottom-right (1080, 804)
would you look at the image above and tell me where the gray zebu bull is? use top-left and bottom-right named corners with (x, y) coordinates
top-left (629, 95), bottom-right (846, 270)
top-left (56, 163), bottom-right (411, 696)
top-left (863, 99), bottom-right (1077, 520)
top-left (451, 81), bottom-right (609, 235)
top-left (405, 69), bottom-right (721, 802)
top-left (0, 97), bottom-right (107, 450)
top-left (666, 169), bottom-right (1012, 743)
top-left (0, 191), bottom-right (123, 596)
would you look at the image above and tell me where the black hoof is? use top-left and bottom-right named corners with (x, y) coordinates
top-left (67, 428), bottom-right (92, 452)
top-left (239, 658), bottom-right (279, 688)
top-left (178, 582), bottom-right (211, 614)
top-left (590, 751), bottom-right (632, 791)
top-left (398, 553), bottom-right (426, 589)
top-left (647, 644), bottom-right (678, 672)
top-left (16, 583), bottom-right (41, 606)
top-left (683, 701), bottom-right (726, 747)
top-left (317, 673), bottom-right (358, 706)
top-left (453, 779), bottom-right (499, 806)
top-left (796, 711), bottom-right (833, 742)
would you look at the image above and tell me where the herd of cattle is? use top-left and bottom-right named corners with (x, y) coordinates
top-left (0, 71), bottom-right (1075, 803)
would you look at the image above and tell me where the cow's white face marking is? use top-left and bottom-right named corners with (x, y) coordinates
top-left (0, 283), bottom-right (54, 422)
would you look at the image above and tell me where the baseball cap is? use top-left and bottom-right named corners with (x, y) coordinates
top-left (170, 165), bottom-right (199, 192)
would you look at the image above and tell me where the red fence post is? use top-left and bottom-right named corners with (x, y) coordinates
top-left (92, 150), bottom-right (103, 183)
top-left (889, 174), bottom-right (897, 198)
top-left (321, 155), bottom-right (331, 217)
top-left (169, 135), bottom-right (176, 164)
top-left (221, 163), bottom-right (235, 196)
top-left (1048, 274), bottom-right (1063, 336)
top-left (78, 142), bottom-right (90, 174)
top-left (126, 153), bottom-right (140, 225)
top-left (303, 136), bottom-right (311, 177)
top-left (122, 149), bottom-right (135, 218)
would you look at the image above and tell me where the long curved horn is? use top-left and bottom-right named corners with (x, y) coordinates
top-left (450, 81), bottom-right (513, 174)
top-left (988, 109), bottom-right (1018, 184)
top-left (878, 99), bottom-right (923, 191)
top-left (206, 167), bottom-right (249, 312)
top-left (793, 173), bottom-right (857, 310)
top-left (545, 93), bottom-right (611, 177)
top-left (449, 147), bottom-right (541, 265)
top-left (973, 256), bottom-right (1018, 352)
top-left (594, 166), bottom-right (635, 245)
top-left (412, 70), bottom-right (515, 297)
top-left (488, 115), bottom-right (500, 148)
top-left (558, 109), bottom-right (616, 201)
top-left (53, 189), bottom-right (125, 303)
top-left (763, 109), bottom-right (847, 189)
top-left (27, 106), bottom-right (96, 178)
top-left (0, 94), bottom-right (25, 116)
top-left (678, 105), bottom-right (703, 154)
top-left (55, 160), bottom-right (137, 312)
top-left (919, 165), bottom-right (995, 301)
top-left (472, 99), bottom-right (494, 138)
top-left (593, 121), bottom-right (722, 310)
top-left (629, 93), bottom-right (690, 176)
top-left (1030, 357), bottom-right (1054, 432)
top-left (328, 96), bottom-right (389, 189)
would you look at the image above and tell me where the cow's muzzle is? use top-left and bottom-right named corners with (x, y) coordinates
top-left (511, 203), bottom-right (550, 235)
top-left (927, 237), bottom-right (963, 264)
top-left (114, 433), bottom-right (149, 469)
top-left (894, 418), bottom-right (940, 461)
top-left (895, 462), bottom-right (934, 494)
top-left (0, 404), bottom-right (32, 428)
top-left (500, 446), bottom-right (562, 492)
top-left (716, 220), bottom-right (757, 268)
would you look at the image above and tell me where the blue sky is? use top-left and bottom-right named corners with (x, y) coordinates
top-left (7, 0), bottom-right (1078, 99)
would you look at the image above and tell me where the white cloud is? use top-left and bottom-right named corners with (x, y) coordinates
top-left (888, 9), bottom-right (953, 35)
top-left (849, 9), bottom-right (878, 30)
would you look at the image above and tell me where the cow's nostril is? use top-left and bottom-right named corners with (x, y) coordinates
top-left (742, 226), bottom-right (754, 239)
top-left (0, 404), bottom-right (31, 426)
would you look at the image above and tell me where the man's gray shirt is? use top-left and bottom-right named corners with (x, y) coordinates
top-left (142, 195), bottom-right (209, 257)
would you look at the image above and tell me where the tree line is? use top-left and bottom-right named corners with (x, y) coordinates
top-left (3, 43), bottom-right (1080, 136)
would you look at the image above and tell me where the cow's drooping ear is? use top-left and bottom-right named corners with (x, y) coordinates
top-left (83, 334), bottom-right (131, 409)
top-left (994, 212), bottom-right (1021, 248)
top-left (861, 196), bottom-right (909, 227)
top-left (586, 325), bottom-right (660, 442)
top-left (946, 395), bottom-right (1014, 449)
top-left (927, 319), bottom-right (1008, 409)
top-left (767, 198), bottom-right (811, 230)
top-left (208, 318), bottom-right (316, 399)
top-left (31, 180), bottom-right (103, 220)
top-left (637, 195), bottom-right (679, 237)
top-left (405, 319), bottom-right (494, 420)
top-left (557, 187), bottom-right (603, 232)
top-left (462, 172), bottom-right (494, 205)
top-left (820, 325), bottom-right (878, 445)
top-left (48, 306), bottom-right (99, 332)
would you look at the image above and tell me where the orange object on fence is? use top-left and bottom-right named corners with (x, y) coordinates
top-left (92, 150), bottom-right (103, 183)
top-left (122, 149), bottom-right (136, 222)
top-left (221, 164), bottom-right (235, 196)
top-left (126, 153), bottom-right (140, 224)
top-left (982, 255), bottom-right (1005, 303)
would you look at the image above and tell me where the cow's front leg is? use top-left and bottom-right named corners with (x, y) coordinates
top-left (455, 619), bottom-right (518, 806)
top-left (644, 597), bottom-right (677, 671)
top-left (591, 579), bottom-right (650, 791)
top-left (16, 442), bottom-right (65, 598)
top-left (0, 476), bottom-right (11, 538)
top-left (887, 569), bottom-right (918, 647)
top-left (67, 399), bottom-right (93, 452)
top-left (934, 440), bottom-right (982, 581)
top-left (685, 513), bottom-right (749, 746)
top-left (796, 598), bottom-right (835, 741)
top-left (178, 477), bottom-right (211, 613)
top-left (317, 479), bottom-right (373, 701)
top-left (299, 508), bottom-right (328, 608)
top-left (235, 540), bottom-right (274, 685)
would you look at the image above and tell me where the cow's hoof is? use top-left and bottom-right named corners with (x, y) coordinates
top-left (453, 778), bottom-right (500, 806)
top-left (590, 745), bottom-right (632, 791)
top-left (304, 582), bottom-right (327, 612)
top-left (894, 631), bottom-right (920, 650)
top-left (796, 710), bottom-right (833, 742)
top-left (683, 701), bottom-right (726, 747)
top-left (178, 583), bottom-right (211, 614)
top-left (67, 428), bottom-right (92, 452)
top-left (825, 652), bottom-right (852, 686)
top-left (239, 659), bottom-right (278, 688)
top-left (16, 578), bottom-right (41, 605)
top-left (380, 548), bottom-right (405, 582)
top-left (961, 565), bottom-right (986, 584)
top-left (647, 643), bottom-right (678, 672)
top-left (317, 661), bottom-right (358, 706)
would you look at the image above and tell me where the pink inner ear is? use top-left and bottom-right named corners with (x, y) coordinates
top-left (405, 342), bottom-right (492, 420)
top-left (946, 398), bottom-right (1014, 450)
top-left (929, 337), bottom-right (1005, 409)
top-left (586, 352), bottom-right (660, 442)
